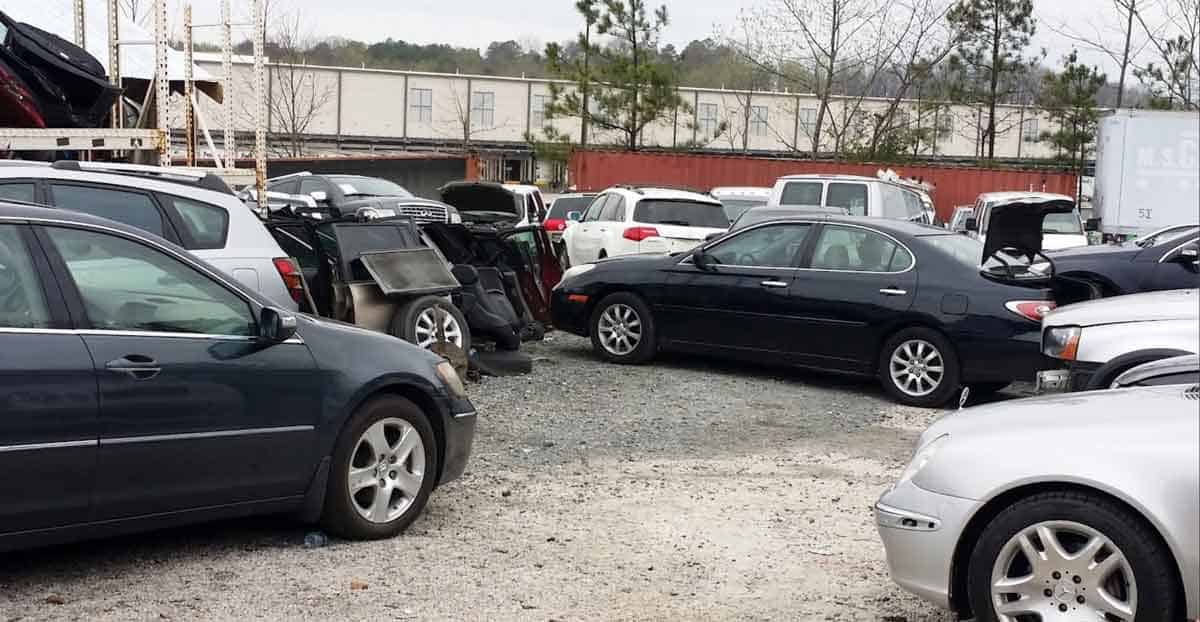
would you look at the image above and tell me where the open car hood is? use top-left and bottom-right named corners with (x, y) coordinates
top-left (439, 182), bottom-right (521, 217)
top-left (983, 196), bottom-right (1076, 261)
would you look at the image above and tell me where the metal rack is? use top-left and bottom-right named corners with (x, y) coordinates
top-left (1, 0), bottom-right (267, 201)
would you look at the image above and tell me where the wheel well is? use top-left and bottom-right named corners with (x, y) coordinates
top-left (874, 322), bottom-right (960, 376)
top-left (361, 384), bottom-right (447, 486)
top-left (947, 481), bottom-right (1185, 618)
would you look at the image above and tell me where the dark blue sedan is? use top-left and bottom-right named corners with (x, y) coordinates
top-left (552, 215), bottom-right (1057, 407)
top-left (0, 201), bottom-right (475, 551)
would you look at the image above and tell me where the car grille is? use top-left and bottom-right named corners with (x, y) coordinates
top-left (396, 204), bottom-right (448, 224)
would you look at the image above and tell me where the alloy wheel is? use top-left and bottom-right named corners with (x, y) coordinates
top-left (597, 303), bottom-right (642, 356)
top-left (347, 417), bottom-right (427, 524)
top-left (414, 307), bottom-right (463, 349)
top-left (990, 520), bottom-right (1137, 621)
top-left (889, 339), bottom-right (945, 397)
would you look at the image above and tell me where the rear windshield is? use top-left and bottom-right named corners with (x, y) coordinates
top-left (633, 200), bottom-right (730, 228)
top-left (547, 196), bottom-right (594, 219)
top-left (720, 199), bottom-right (767, 221)
top-left (922, 233), bottom-right (983, 267)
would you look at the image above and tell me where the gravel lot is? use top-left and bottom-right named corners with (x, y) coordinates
top-left (0, 334), bottom-right (1030, 621)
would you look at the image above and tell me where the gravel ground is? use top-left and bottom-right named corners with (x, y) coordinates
top-left (0, 334), bottom-right (1029, 621)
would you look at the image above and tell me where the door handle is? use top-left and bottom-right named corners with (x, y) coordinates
top-left (760, 280), bottom-right (789, 288)
top-left (879, 288), bottom-right (908, 296)
top-left (105, 355), bottom-right (161, 380)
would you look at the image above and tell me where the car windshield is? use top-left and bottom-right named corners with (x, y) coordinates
top-left (547, 196), bottom-right (594, 219)
top-left (634, 200), bottom-right (730, 228)
top-left (720, 199), bottom-right (768, 221)
top-left (1043, 210), bottom-right (1083, 234)
top-left (327, 176), bottom-right (413, 198)
top-left (1133, 226), bottom-right (1199, 248)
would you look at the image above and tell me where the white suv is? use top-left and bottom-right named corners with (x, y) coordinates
top-left (561, 186), bottom-right (729, 266)
top-left (0, 161), bottom-right (300, 310)
top-left (767, 174), bottom-right (931, 223)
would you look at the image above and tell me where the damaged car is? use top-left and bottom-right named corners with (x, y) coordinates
top-left (258, 173), bottom-right (460, 225)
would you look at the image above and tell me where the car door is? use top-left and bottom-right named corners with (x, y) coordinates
top-left (788, 223), bottom-right (918, 372)
top-left (0, 223), bottom-right (98, 535)
top-left (596, 195), bottom-right (627, 257)
top-left (1143, 235), bottom-right (1200, 291)
top-left (657, 222), bottom-right (815, 356)
top-left (572, 194), bottom-right (612, 263)
top-left (36, 223), bottom-right (324, 520)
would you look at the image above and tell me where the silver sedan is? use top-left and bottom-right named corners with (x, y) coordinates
top-left (876, 383), bottom-right (1199, 620)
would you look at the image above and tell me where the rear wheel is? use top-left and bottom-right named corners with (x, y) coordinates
top-left (321, 396), bottom-right (438, 540)
top-left (391, 296), bottom-right (471, 353)
top-left (589, 292), bottom-right (656, 364)
top-left (967, 491), bottom-right (1181, 622)
top-left (879, 327), bottom-right (961, 407)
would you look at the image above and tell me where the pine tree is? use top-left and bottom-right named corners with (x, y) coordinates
top-left (1038, 51), bottom-right (1106, 174)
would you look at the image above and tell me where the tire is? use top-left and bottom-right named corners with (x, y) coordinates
top-left (390, 295), bottom-right (471, 352)
top-left (969, 382), bottom-right (1010, 397)
top-left (321, 395), bottom-right (439, 540)
top-left (589, 292), bottom-right (657, 364)
top-left (878, 327), bottom-right (961, 408)
top-left (967, 490), bottom-right (1182, 622)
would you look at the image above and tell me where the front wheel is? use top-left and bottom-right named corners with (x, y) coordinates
top-left (967, 491), bottom-right (1182, 622)
top-left (878, 327), bottom-right (961, 407)
top-left (589, 292), bottom-right (657, 364)
top-left (321, 396), bottom-right (438, 540)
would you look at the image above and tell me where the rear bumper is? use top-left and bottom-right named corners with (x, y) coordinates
top-left (959, 329), bottom-right (1050, 384)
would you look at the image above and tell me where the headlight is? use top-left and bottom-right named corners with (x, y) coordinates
top-left (1042, 325), bottom-right (1081, 360)
top-left (449, 211), bottom-right (462, 224)
top-left (359, 207), bottom-right (381, 220)
top-left (897, 434), bottom-right (949, 485)
top-left (435, 361), bottom-right (467, 399)
top-left (560, 263), bottom-right (596, 282)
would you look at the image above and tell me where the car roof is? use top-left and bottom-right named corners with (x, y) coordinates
top-left (551, 193), bottom-right (596, 199)
top-left (737, 212), bottom-right (947, 237)
top-left (711, 186), bottom-right (771, 197)
top-left (0, 164), bottom-right (240, 204)
top-left (609, 186), bottom-right (722, 204)
top-left (777, 174), bottom-right (878, 182)
top-left (978, 191), bottom-right (1075, 205)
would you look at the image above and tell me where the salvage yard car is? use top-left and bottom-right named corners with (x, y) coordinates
top-left (561, 185), bottom-right (729, 266)
top-left (263, 172), bottom-right (459, 225)
top-left (965, 191), bottom-right (1089, 251)
top-left (1037, 288), bottom-right (1199, 392)
top-left (876, 381), bottom-right (1199, 621)
top-left (1044, 223), bottom-right (1198, 304)
top-left (709, 186), bottom-right (771, 222)
top-left (0, 201), bottom-right (475, 551)
top-left (552, 215), bottom-right (1057, 407)
top-left (768, 174), bottom-right (930, 223)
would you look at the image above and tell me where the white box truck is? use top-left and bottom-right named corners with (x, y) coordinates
top-left (1092, 110), bottom-right (1200, 237)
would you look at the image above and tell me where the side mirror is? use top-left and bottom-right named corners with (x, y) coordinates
top-left (309, 190), bottom-right (328, 203)
top-left (964, 217), bottom-right (978, 232)
top-left (1084, 218), bottom-right (1100, 232)
top-left (566, 211), bottom-right (583, 222)
top-left (259, 306), bottom-right (298, 343)
top-left (691, 247), bottom-right (715, 271)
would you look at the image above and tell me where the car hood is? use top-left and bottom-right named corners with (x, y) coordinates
top-left (592, 253), bottom-right (680, 272)
top-left (1042, 288), bottom-right (1199, 328)
top-left (439, 183), bottom-right (521, 216)
top-left (983, 196), bottom-right (1076, 260)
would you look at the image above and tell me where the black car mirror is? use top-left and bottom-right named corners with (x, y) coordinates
top-left (566, 211), bottom-right (582, 222)
top-left (964, 217), bottom-right (978, 232)
top-left (691, 247), bottom-right (715, 271)
top-left (259, 307), bottom-right (298, 343)
top-left (1084, 218), bottom-right (1101, 232)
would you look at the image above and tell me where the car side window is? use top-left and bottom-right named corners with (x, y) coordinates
top-left (780, 182), bottom-right (822, 206)
top-left (599, 196), bottom-right (625, 222)
top-left (582, 195), bottom-right (607, 222)
top-left (825, 183), bottom-right (869, 216)
top-left (0, 182), bottom-right (36, 203)
top-left (267, 178), bottom-right (299, 194)
top-left (705, 224), bottom-right (812, 268)
top-left (49, 184), bottom-right (166, 238)
top-left (299, 177), bottom-right (330, 200)
top-left (160, 195), bottom-right (229, 250)
top-left (880, 185), bottom-right (908, 219)
top-left (810, 225), bottom-right (907, 272)
top-left (0, 224), bottom-right (52, 328)
top-left (45, 226), bottom-right (256, 337)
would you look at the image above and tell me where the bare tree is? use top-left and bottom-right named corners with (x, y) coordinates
top-left (1133, 0), bottom-right (1200, 109)
top-left (1048, 0), bottom-right (1151, 108)
top-left (267, 9), bottom-right (336, 156)
top-left (119, 0), bottom-right (149, 26)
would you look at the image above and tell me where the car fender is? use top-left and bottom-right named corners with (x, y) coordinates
top-left (1076, 319), bottom-right (1200, 364)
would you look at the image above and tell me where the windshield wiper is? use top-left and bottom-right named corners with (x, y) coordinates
top-left (657, 220), bottom-right (692, 226)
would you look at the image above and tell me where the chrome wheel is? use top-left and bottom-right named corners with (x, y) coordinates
top-left (991, 520), bottom-right (1137, 621)
top-left (889, 339), bottom-right (944, 397)
top-left (347, 418), bottom-right (426, 524)
top-left (597, 303), bottom-right (642, 356)
top-left (414, 307), bottom-right (463, 349)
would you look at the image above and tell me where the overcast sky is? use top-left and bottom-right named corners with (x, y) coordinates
top-left (165, 0), bottom-right (1134, 77)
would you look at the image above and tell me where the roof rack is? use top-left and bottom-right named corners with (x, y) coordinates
top-left (50, 160), bottom-right (235, 195)
top-left (266, 171), bottom-right (314, 181)
top-left (614, 183), bottom-right (705, 194)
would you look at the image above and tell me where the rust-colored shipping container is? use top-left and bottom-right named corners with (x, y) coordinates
top-left (569, 150), bottom-right (1079, 222)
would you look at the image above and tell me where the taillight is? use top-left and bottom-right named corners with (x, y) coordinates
top-left (544, 219), bottom-right (565, 231)
top-left (273, 257), bottom-right (304, 303)
top-left (1005, 300), bottom-right (1056, 322)
top-left (623, 226), bottom-right (660, 241)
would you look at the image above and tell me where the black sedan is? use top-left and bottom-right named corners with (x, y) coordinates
top-left (1050, 224), bottom-right (1199, 304)
top-left (0, 201), bottom-right (475, 552)
top-left (551, 216), bottom-right (1055, 407)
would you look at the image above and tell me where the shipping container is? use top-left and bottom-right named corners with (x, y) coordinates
top-left (569, 150), bottom-right (1078, 222)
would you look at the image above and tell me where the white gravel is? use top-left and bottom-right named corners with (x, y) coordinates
top-left (0, 334), bottom-right (1025, 621)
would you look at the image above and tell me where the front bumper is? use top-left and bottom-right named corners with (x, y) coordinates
top-left (1035, 361), bottom-right (1101, 394)
top-left (549, 288), bottom-right (591, 336)
top-left (438, 396), bottom-right (477, 485)
top-left (875, 480), bottom-right (980, 610)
